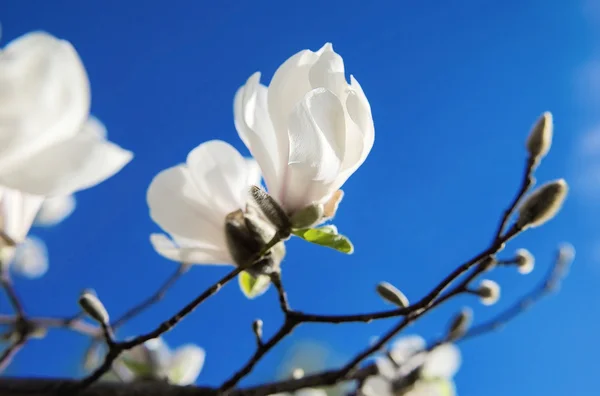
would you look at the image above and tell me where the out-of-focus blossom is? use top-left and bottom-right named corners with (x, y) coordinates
top-left (117, 338), bottom-right (205, 385)
top-left (234, 43), bottom-right (374, 220)
top-left (34, 194), bottom-right (76, 227)
top-left (11, 235), bottom-right (48, 278)
top-left (0, 186), bottom-right (43, 266)
top-left (0, 32), bottom-right (132, 196)
top-left (362, 336), bottom-right (460, 396)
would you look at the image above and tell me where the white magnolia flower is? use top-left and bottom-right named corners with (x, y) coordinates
top-left (0, 186), bottom-right (44, 266)
top-left (271, 389), bottom-right (328, 396)
top-left (0, 32), bottom-right (132, 196)
top-left (34, 194), bottom-right (76, 227)
top-left (11, 235), bottom-right (48, 278)
top-left (118, 338), bottom-right (205, 385)
top-left (147, 139), bottom-right (269, 266)
top-left (362, 336), bottom-right (460, 396)
top-left (234, 43), bottom-right (374, 218)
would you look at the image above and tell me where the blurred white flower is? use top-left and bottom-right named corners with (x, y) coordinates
top-left (10, 235), bottom-right (48, 278)
top-left (0, 186), bottom-right (43, 265)
top-left (118, 337), bottom-right (205, 385)
top-left (362, 336), bottom-right (460, 396)
top-left (234, 43), bottom-right (374, 219)
top-left (147, 139), bottom-right (271, 266)
top-left (0, 32), bottom-right (132, 196)
top-left (34, 194), bottom-right (76, 227)
top-left (271, 389), bottom-right (327, 396)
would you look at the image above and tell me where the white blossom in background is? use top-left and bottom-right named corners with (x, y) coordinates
top-left (147, 139), bottom-right (266, 265)
top-left (0, 186), bottom-right (43, 267)
top-left (0, 32), bottom-right (132, 196)
top-left (34, 194), bottom-right (76, 227)
top-left (362, 336), bottom-right (460, 396)
top-left (235, 43), bottom-right (374, 219)
top-left (10, 235), bottom-right (48, 278)
top-left (117, 338), bottom-right (205, 385)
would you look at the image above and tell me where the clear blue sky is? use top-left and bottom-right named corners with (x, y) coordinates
top-left (1, 1), bottom-right (598, 395)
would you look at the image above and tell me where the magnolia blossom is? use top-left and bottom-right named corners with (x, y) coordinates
top-left (234, 43), bottom-right (374, 218)
top-left (147, 139), bottom-right (280, 266)
top-left (362, 336), bottom-right (460, 396)
top-left (0, 32), bottom-right (132, 196)
top-left (34, 194), bottom-right (76, 227)
top-left (11, 236), bottom-right (48, 278)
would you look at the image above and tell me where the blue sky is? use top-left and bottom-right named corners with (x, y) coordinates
top-left (1, 1), bottom-right (598, 395)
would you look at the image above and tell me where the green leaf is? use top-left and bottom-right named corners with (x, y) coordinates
top-left (292, 226), bottom-right (354, 254)
top-left (238, 271), bottom-right (271, 299)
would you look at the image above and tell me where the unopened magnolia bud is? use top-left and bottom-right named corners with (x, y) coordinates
top-left (515, 248), bottom-right (535, 274)
top-left (477, 280), bottom-right (501, 306)
top-left (249, 186), bottom-right (291, 236)
top-left (252, 319), bottom-right (263, 340)
top-left (376, 282), bottom-right (409, 308)
top-left (526, 112), bottom-right (553, 161)
top-left (517, 179), bottom-right (568, 229)
top-left (290, 204), bottom-right (324, 229)
top-left (447, 308), bottom-right (472, 341)
top-left (556, 243), bottom-right (575, 276)
top-left (78, 290), bottom-right (109, 325)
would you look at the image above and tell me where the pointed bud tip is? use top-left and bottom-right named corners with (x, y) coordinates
top-left (78, 291), bottom-right (109, 325)
top-left (526, 112), bottom-right (553, 161)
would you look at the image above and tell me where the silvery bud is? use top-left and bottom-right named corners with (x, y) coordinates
top-left (517, 179), bottom-right (568, 229)
top-left (78, 290), bottom-right (109, 325)
top-left (476, 280), bottom-right (501, 306)
top-left (249, 185), bottom-right (291, 236)
top-left (447, 308), bottom-right (472, 341)
top-left (290, 204), bottom-right (324, 229)
top-left (252, 319), bottom-right (263, 340)
top-left (526, 112), bottom-right (553, 162)
top-left (515, 248), bottom-right (535, 274)
top-left (376, 282), bottom-right (409, 308)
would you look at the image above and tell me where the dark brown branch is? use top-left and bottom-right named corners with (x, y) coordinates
top-left (0, 335), bottom-right (26, 372)
top-left (0, 378), bottom-right (216, 396)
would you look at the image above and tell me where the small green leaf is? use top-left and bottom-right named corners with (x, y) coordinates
top-left (238, 271), bottom-right (271, 299)
top-left (292, 226), bottom-right (354, 254)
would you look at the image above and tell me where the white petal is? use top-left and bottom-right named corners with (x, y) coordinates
top-left (375, 356), bottom-right (398, 380)
top-left (186, 140), bottom-right (252, 215)
top-left (0, 117), bottom-right (133, 196)
top-left (422, 344), bottom-right (461, 379)
top-left (150, 233), bottom-right (231, 265)
top-left (167, 345), bottom-right (205, 385)
top-left (34, 194), bottom-right (76, 226)
top-left (362, 375), bottom-right (392, 396)
top-left (11, 235), bottom-right (48, 278)
top-left (147, 166), bottom-right (228, 250)
top-left (0, 32), bottom-right (90, 172)
top-left (0, 186), bottom-right (44, 244)
top-left (267, 48), bottom-right (318, 140)
top-left (281, 88), bottom-right (346, 213)
top-left (406, 379), bottom-right (456, 396)
top-left (389, 336), bottom-right (426, 365)
top-left (308, 43), bottom-right (347, 97)
top-left (234, 73), bottom-right (281, 198)
top-left (245, 158), bottom-right (262, 187)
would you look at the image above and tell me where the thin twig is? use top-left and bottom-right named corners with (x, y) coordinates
top-left (72, 235), bottom-right (283, 393)
top-left (1, 272), bottom-right (25, 319)
top-left (111, 263), bottom-right (190, 330)
top-left (0, 334), bottom-right (27, 372)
